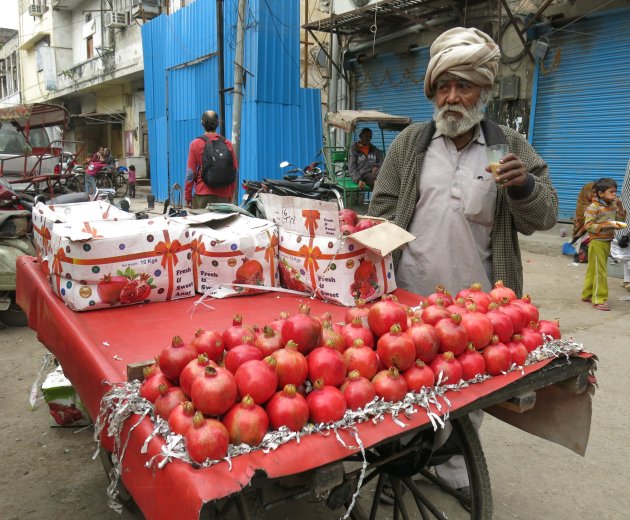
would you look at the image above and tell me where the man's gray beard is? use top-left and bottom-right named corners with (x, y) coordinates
top-left (433, 98), bottom-right (487, 138)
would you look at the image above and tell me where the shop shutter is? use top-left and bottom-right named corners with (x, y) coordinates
top-left (353, 49), bottom-right (433, 151)
top-left (531, 9), bottom-right (630, 219)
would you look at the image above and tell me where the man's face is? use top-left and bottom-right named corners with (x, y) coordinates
top-left (432, 78), bottom-right (486, 138)
top-left (359, 131), bottom-right (372, 145)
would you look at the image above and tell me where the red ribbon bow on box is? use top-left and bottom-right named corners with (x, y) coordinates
top-left (154, 238), bottom-right (183, 299)
top-left (302, 209), bottom-right (320, 236)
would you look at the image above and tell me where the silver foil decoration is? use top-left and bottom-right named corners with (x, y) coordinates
top-left (94, 337), bottom-right (589, 515)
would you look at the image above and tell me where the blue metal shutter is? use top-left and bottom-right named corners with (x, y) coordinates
top-left (353, 49), bottom-right (433, 151)
top-left (531, 8), bottom-right (630, 220)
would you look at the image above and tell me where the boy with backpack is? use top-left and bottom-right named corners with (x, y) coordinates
top-left (185, 110), bottom-right (238, 208)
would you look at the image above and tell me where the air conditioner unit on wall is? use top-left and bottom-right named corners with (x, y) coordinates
top-left (131, 2), bottom-right (161, 20)
top-left (105, 11), bottom-right (128, 29)
top-left (332, 0), bottom-right (380, 16)
top-left (29, 4), bottom-right (44, 16)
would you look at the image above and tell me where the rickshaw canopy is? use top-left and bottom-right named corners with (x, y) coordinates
top-left (0, 103), bottom-right (69, 130)
top-left (325, 110), bottom-right (412, 133)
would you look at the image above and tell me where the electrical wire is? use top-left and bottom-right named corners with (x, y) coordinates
top-left (261, 0), bottom-right (302, 76)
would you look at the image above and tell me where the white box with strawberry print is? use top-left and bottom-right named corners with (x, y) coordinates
top-left (171, 212), bottom-right (279, 298)
top-left (260, 195), bottom-right (414, 306)
top-left (32, 200), bottom-right (135, 261)
top-left (45, 217), bottom-right (195, 311)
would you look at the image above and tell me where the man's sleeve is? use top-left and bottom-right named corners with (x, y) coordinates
top-left (347, 146), bottom-right (358, 176)
top-left (185, 140), bottom-right (197, 202)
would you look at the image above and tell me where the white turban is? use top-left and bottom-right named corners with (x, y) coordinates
top-left (424, 27), bottom-right (500, 98)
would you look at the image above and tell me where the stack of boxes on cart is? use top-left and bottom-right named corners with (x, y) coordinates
top-left (32, 195), bottom-right (413, 312)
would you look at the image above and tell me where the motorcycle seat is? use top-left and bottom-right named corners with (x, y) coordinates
top-left (263, 178), bottom-right (317, 193)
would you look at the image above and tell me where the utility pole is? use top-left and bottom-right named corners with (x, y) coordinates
top-left (231, 0), bottom-right (247, 202)
top-left (217, 0), bottom-right (226, 134)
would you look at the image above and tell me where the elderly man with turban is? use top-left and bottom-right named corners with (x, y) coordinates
top-left (368, 27), bottom-right (558, 505)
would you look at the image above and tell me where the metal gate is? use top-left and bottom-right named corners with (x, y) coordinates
top-left (531, 8), bottom-right (630, 220)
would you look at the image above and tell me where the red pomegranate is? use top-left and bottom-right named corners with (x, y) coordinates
top-left (185, 412), bottom-right (229, 463)
top-left (281, 304), bottom-right (322, 354)
top-left (343, 338), bottom-right (379, 380)
top-left (520, 322), bottom-right (544, 352)
top-left (223, 314), bottom-right (256, 350)
top-left (306, 379), bottom-right (347, 423)
top-left (457, 343), bottom-right (486, 380)
top-left (498, 298), bottom-right (527, 334)
top-left (481, 337), bottom-right (512, 375)
top-left (463, 283), bottom-right (493, 313)
top-left (367, 296), bottom-right (408, 337)
top-left (402, 360), bottom-right (435, 392)
top-left (307, 344), bottom-right (347, 388)
top-left (345, 299), bottom-right (370, 324)
top-left (234, 357), bottom-right (279, 404)
top-left (405, 319), bottom-right (439, 364)
top-left (341, 318), bottom-right (375, 350)
top-left (372, 367), bottom-right (408, 402)
top-left (338, 208), bottom-right (358, 227)
top-left (179, 354), bottom-right (212, 397)
top-left (154, 384), bottom-right (187, 420)
top-left (319, 322), bottom-right (346, 352)
top-left (446, 297), bottom-right (469, 315)
top-left (266, 384), bottom-right (309, 432)
top-left (512, 295), bottom-right (539, 324)
top-left (435, 314), bottom-right (468, 356)
top-left (190, 329), bottom-right (224, 362)
top-left (271, 340), bottom-right (309, 389)
top-left (191, 366), bottom-right (238, 416)
top-left (429, 352), bottom-right (463, 385)
top-left (376, 324), bottom-right (416, 371)
top-left (222, 395), bottom-right (269, 446)
top-left (254, 325), bottom-right (284, 357)
top-left (420, 299), bottom-right (451, 326)
top-left (168, 401), bottom-right (196, 435)
top-left (485, 302), bottom-right (514, 343)
top-left (461, 303), bottom-right (493, 350)
top-left (224, 344), bottom-right (263, 375)
top-left (506, 335), bottom-right (528, 366)
top-left (538, 319), bottom-right (561, 340)
top-left (158, 336), bottom-right (198, 384)
top-left (426, 284), bottom-right (454, 307)
top-left (140, 365), bottom-right (173, 403)
top-left (340, 371), bottom-right (376, 410)
top-left (267, 311), bottom-right (290, 334)
top-left (489, 280), bottom-right (516, 303)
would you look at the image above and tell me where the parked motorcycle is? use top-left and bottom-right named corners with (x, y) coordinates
top-left (241, 161), bottom-right (344, 219)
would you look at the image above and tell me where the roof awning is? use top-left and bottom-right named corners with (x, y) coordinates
top-left (17, 31), bottom-right (49, 51)
top-left (325, 110), bottom-right (412, 132)
top-left (71, 112), bottom-right (126, 124)
top-left (0, 103), bottom-right (68, 128)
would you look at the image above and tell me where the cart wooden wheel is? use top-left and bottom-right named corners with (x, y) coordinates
top-left (346, 415), bottom-right (492, 520)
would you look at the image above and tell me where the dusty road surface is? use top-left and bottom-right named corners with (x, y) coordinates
top-left (1, 229), bottom-right (629, 520)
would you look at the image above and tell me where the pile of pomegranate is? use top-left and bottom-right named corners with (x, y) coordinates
top-left (139, 281), bottom-right (561, 464)
top-left (338, 208), bottom-right (382, 235)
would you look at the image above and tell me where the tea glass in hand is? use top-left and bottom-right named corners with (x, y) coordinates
top-left (486, 144), bottom-right (510, 179)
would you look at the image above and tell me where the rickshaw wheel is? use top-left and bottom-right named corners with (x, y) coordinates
top-left (96, 174), bottom-right (113, 189)
top-left (347, 415), bottom-right (492, 520)
top-left (114, 172), bottom-right (128, 197)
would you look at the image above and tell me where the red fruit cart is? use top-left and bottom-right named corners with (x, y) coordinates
top-left (16, 256), bottom-right (595, 520)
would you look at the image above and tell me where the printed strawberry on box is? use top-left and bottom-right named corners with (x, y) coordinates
top-left (42, 365), bottom-right (91, 427)
top-left (32, 200), bottom-right (135, 260)
top-left (46, 217), bottom-right (195, 311)
top-left (260, 194), bottom-right (414, 306)
top-left (170, 212), bottom-right (278, 298)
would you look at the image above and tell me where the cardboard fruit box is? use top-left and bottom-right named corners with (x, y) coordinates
top-left (171, 212), bottom-right (279, 298)
top-left (42, 365), bottom-right (91, 427)
top-left (32, 200), bottom-right (135, 260)
top-left (260, 194), bottom-right (414, 306)
top-left (46, 216), bottom-right (195, 311)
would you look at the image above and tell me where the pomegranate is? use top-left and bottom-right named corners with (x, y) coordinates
top-left (429, 352), bottom-right (463, 385)
top-left (158, 336), bottom-right (198, 384)
top-left (520, 322), bottom-right (544, 352)
top-left (185, 412), bottom-right (229, 463)
top-left (268, 311), bottom-right (290, 334)
top-left (222, 395), bottom-right (269, 446)
top-left (266, 384), bottom-right (309, 432)
top-left (179, 354), bottom-right (212, 397)
top-left (97, 274), bottom-right (128, 304)
top-left (405, 319), bottom-right (439, 363)
top-left (426, 284), bottom-right (454, 307)
top-left (461, 303), bottom-right (493, 350)
top-left (341, 318), bottom-right (375, 349)
top-left (338, 208), bottom-right (358, 227)
top-left (498, 298), bottom-right (527, 333)
top-left (281, 304), bottom-right (322, 355)
top-left (341, 223), bottom-right (357, 235)
top-left (402, 360), bottom-right (435, 392)
top-left (343, 338), bottom-right (379, 380)
top-left (190, 328), bottom-right (224, 362)
top-left (506, 335), bottom-right (528, 366)
top-left (435, 314), bottom-right (468, 356)
top-left (340, 371), bottom-right (376, 410)
top-left (168, 401), bottom-right (196, 435)
top-left (463, 283), bottom-right (493, 312)
top-left (307, 344), bottom-right (347, 388)
top-left (319, 322), bottom-right (346, 352)
top-left (538, 319), bottom-right (561, 340)
top-left (489, 280), bottom-right (516, 303)
top-left (271, 340), bottom-right (309, 388)
top-left (446, 297), bottom-right (468, 315)
top-left (140, 365), bottom-right (173, 403)
top-left (224, 344), bottom-right (263, 374)
top-left (355, 218), bottom-right (375, 232)
top-left (191, 366), bottom-right (238, 416)
top-left (223, 314), bottom-right (255, 350)
top-left (485, 302), bottom-right (514, 343)
top-left (458, 343), bottom-right (486, 380)
top-left (420, 299), bottom-right (451, 326)
top-left (481, 336), bottom-right (511, 375)
top-left (154, 384), bottom-right (187, 419)
top-left (234, 357), bottom-right (279, 404)
top-left (376, 324), bottom-right (416, 371)
top-left (306, 379), bottom-right (347, 423)
top-left (367, 296), bottom-right (408, 337)
top-left (512, 295), bottom-right (539, 324)
top-left (345, 299), bottom-right (370, 324)
top-left (254, 326), bottom-right (284, 357)
top-left (372, 367), bottom-right (408, 402)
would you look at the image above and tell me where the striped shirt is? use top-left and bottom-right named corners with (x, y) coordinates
top-left (584, 199), bottom-right (626, 241)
